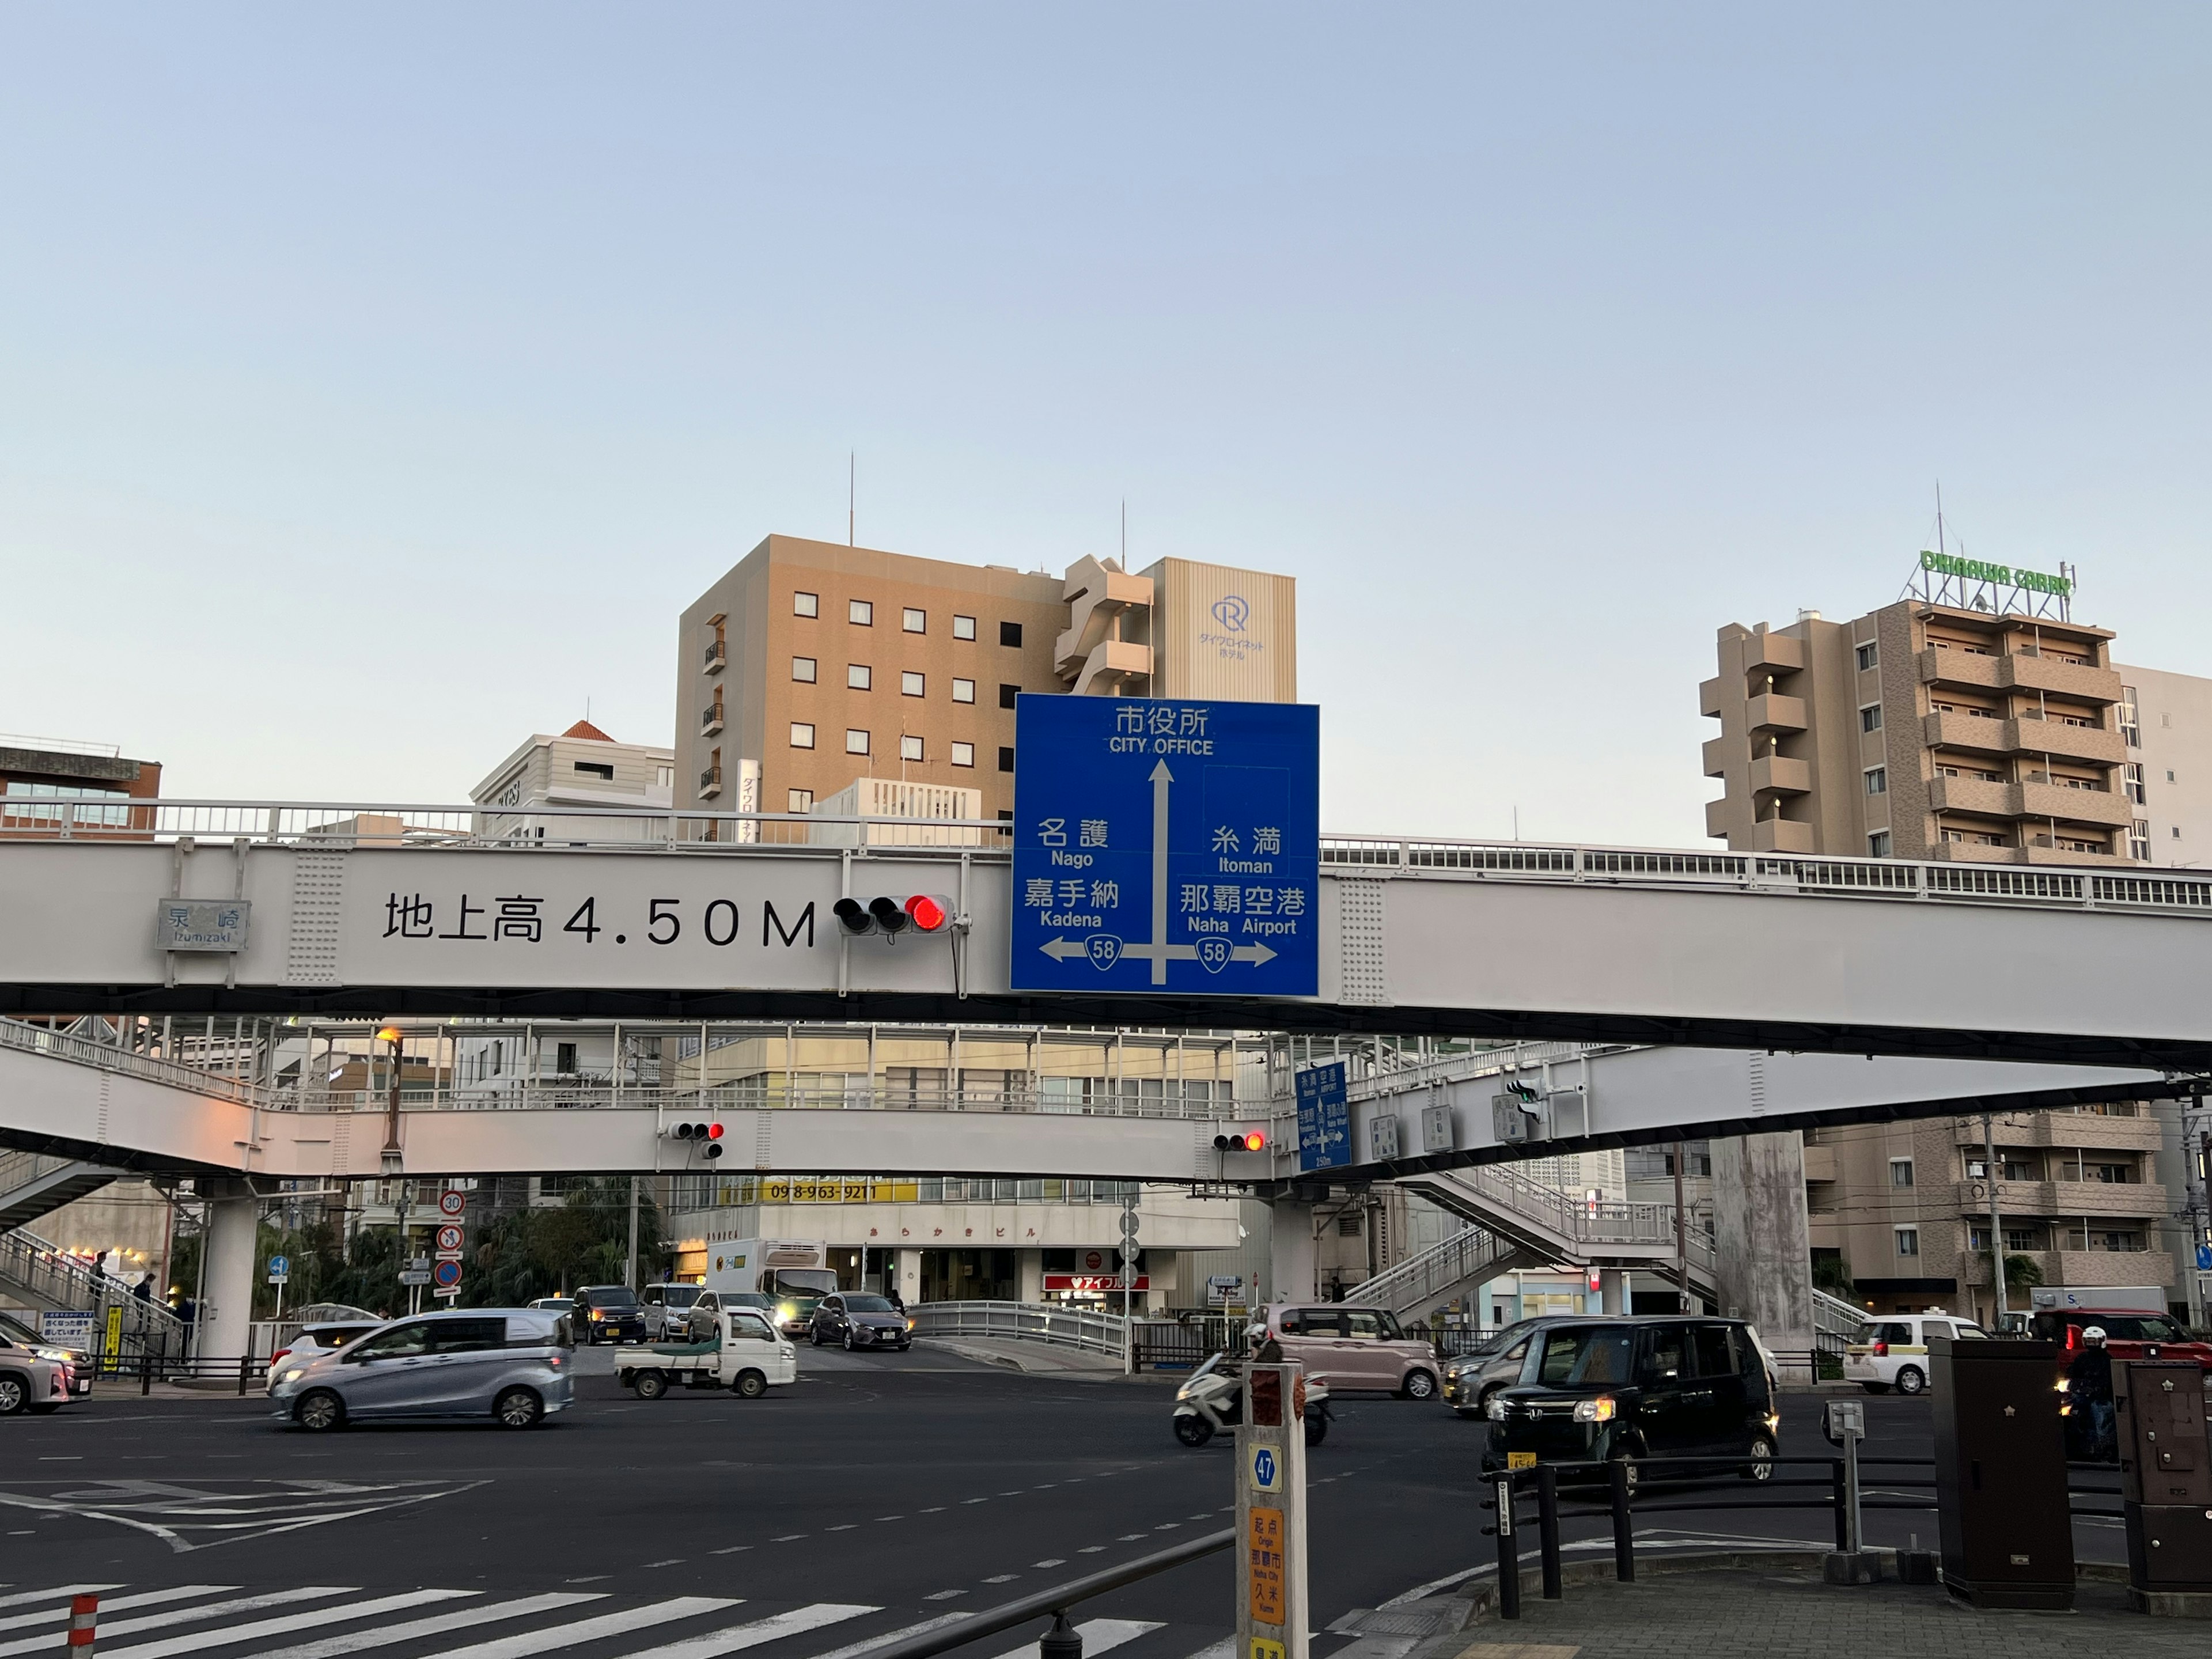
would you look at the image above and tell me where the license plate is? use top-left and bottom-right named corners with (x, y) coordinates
top-left (1507, 1452), bottom-right (1537, 1470)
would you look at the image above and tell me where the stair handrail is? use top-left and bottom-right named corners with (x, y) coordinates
top-left (0, 1017), bottom-right (260, 1105)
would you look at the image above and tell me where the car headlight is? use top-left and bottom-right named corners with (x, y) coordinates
top-left (906, 1318), bottom-right (916, 1331)
top-left (281, 1368), bottom-right (305, 1384)
top-left (1573, 1395), bottom-right (1616, 1424)
top-left (1486, 1397), bottom-right (1510, 1421)
top-left (590, 1309), bottom-right (605, 1320)
top-left (779, 1303), bottom-right (798, 1321)
top-left (1175, 1380), bottom-right (1195, 1402)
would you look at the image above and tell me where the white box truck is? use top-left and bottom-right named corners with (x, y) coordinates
top-left (704, 1238), bottom-right (838, 1338)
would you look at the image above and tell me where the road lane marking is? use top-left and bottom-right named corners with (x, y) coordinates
top-left (93, 1593), bottom-right (476, 1659)
top-left (0, 1589), bottom-right (127, 1615)
top-left (0, 1588), bottom-right (236, 1636)
top-left (615, 1605), bottom-right (876, 1659)
top-left (0, 1590), bottom-right (362, 1659)
top-left (237, 1596), bottom-right (608, 1659)
top-left (1032, 1560), bottom-right (1065, 1569)
top-left (807, 1611), bottom-right (971, 1659)
top-left (397, 1598), bottom-right (740, 1659)
top-left (923, 1592), bottom-right (967, 1602)
top-left (978, 1620), bottom-right (1161, 1659)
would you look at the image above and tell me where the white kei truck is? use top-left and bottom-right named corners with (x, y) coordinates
top-left (615, 1306), bottom-right (800, 1400)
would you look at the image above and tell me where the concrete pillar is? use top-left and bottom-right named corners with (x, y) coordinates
top-left (896, 1248), bottom-right (922, 1305)
top-left (1266, 1199), bottom-right (1317, 1306)
top-left (1599, 1268), bottom-right (1630, 1316)
top-left (1710, 1131), bottom-right (1816, 1374)
top-left (1017, 1251), bottom-right (1044, 1304)
top-left (198, 1179), bottom-right (260, 1363)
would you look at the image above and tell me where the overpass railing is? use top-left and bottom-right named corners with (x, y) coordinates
top-left (282, 1079), bottom-right (1238, 1120)
top-left (908, 1298), bottom-right (1129, 1357)
top-left (0, 1017), bottom-right (259, 1104)
top-left (17, 798), bottom-right (2212, 916)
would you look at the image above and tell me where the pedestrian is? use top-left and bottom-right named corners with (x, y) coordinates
top-left (2065, 1325), bottom-right (2116, 1461)
top-left (886, 1283), bottom-right (906, 1315)
top-left (133, 1275), bottom-right (153, 1303)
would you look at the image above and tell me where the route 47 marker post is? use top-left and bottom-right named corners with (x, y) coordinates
top-left (1238, 1362), bottom-right (1309, 1659)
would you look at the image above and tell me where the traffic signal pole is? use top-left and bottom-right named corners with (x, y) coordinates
top-left (1236, 1362), bottom-right (1309, 1659)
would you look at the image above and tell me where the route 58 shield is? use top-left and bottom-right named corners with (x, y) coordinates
top-left (1011, 696), bottom-right (1318, 998)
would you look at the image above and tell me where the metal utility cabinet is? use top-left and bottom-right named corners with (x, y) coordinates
top-left (1931, 1335), bottom-right (2074, 1610)
top-left (2116, 1361), bottom-right (2212, 1599)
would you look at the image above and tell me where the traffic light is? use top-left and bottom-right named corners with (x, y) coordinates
top-left (833, 895), bottom-right (956, 938)
top-left (1213, 1131), bottom-right (1267, 1153)
top-left (665, 1121), bottom-right (726, 1159)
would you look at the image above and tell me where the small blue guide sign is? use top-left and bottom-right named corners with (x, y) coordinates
top-left (1010, 695), bottom-right (1319, 996)
top-left (1296, 1062), bottom-right (1350, 1172)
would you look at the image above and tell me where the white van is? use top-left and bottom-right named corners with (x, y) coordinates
top-left (703, 1239), bottom-right (838, 1338)
top-left (1843, 1312), bottom-right (1985, 1395)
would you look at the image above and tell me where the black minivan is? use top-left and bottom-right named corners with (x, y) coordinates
top-left (1479, 1317), bottom-right (1777, 1487)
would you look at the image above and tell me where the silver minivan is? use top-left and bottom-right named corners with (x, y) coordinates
top-left (268, 1307), bottom-right (574, 1431)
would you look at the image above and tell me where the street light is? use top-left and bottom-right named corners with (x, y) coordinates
top-left (378, 1026), bottom-right (404, 1173)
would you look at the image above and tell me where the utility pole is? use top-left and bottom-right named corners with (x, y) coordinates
top-left (1982, 1114), bottom-right (2009, 1329)
top-left (1672, 1149), bottom-right (1691, 1313)
top-left (626, 1176), bottom-right (641, 1290)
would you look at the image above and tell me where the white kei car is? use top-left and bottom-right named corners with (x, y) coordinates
top-left (1843, 1313), bottom-right (1985, 1395)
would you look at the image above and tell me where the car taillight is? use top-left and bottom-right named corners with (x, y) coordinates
top-left (270, 1348), bottom-right (291, 1368)
top-left (2064, 1324), bottom-right (2080, 1353)
top-left (1872, 1341), bottom-right (1887, 1357)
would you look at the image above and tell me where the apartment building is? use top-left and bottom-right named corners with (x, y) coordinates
top-left (470, 719), bottom-right (675, 838)
top-left (673, 535), bottom-right (1297, 824)
top-left (1702, 573), bottom-right (2209, 1321)
top-left (1702, 599), bottom-right (2131, 862)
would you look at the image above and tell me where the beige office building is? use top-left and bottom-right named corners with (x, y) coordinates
top-left (675, 535), bottom-right (1296, 823)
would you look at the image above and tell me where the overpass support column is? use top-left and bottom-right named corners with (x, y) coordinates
top-left (895, 1249), bottom-right (922, 1306)
top-left (1266, 1199), bottom-right (1317, 1306)
top-left (1599, 1268), bottom-right (1630, 1315)
top-left (198, 1179), bottom-right (260, 1363)
top-left (1710, 1132), bottom-right (1815, 1375)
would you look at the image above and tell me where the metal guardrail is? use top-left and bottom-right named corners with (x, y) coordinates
top-left (0, 1017), bottom-right (259, 1103)
top-left (908, 1300), bottom-right (1129, 1357)
top-left (14, 799), bottom-right (2212, 918)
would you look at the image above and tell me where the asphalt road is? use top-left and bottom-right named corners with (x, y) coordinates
top-left (0, 1344), bottom-right (2124, 1659)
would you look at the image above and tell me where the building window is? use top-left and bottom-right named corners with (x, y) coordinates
top-left (848, 599), bottom-right (875, 626)
top-left (1856, 642), bottom-right (1878, 672)
top-left (952, 677), bottom-right (975, 704)
top-left (1865, 767), bottom-right (1887, 796)
top-left (574, 760), bottom-right (615, 781)
top-left (900, 734), bottom-right (924, 763)
top-left (2131, 819), bottom-right (2150, 860)
top-left (1889, 1157), bottom-right (1914, 1188)
top-left (997, 745), bottom-right (1016, 772)
top-left (792, 656), bottom-right (817, 683)
top-left (846, 729), bottom-right (870, 755)
top-left (847, 664), bottom-right (872, 691)
top-left (787, 788), bottom-right (813, 812)
top-left (1894, 1228), bottom-right (1919, 1259)
top-left (556, 1041), bottom-right (577, 1074)
top-left (1859, 703), bottom-right (1882, 733)
top-left (2119, 685), bottom-right (2139, 747)
top-left (1868, 831), bottom-right (1891, 858)
top-left (2125, 762), bottom-right (2146, 804)
top-left (790, 722), bottom-right (816, 749)
top-left (953, 614), bottom-right (977, 641)
top-left (902, 608), bottom-right (926, 634)
top-left (2175, 825), bottom-right (2183, 839)
top-left (951, 741), bottom-right (975, 768)
top-left (999, 620), bottom-right (1023, 647)
top-left (2166, 770), bottom-right (2177, 783)
top-left (656, 765), bottom-right (673, 789)
top-left (793, 591), bottom-right (819, 619)
top-left (902, 671), bottom-right (925, 697)
top-left (999, 683), bottom-right (1020, 710)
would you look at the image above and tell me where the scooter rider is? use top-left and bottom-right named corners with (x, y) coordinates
top-left (2064, 1324), bottom-right (2117, 1462)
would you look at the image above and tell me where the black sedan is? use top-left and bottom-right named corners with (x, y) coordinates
top-left (573, 1285), bottom-right (647, 1345)
top-left (808, 1293), bottom-right (913, 1351)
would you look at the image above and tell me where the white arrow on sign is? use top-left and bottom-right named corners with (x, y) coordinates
top-left (1038, 759), bottom-right (1281, 981)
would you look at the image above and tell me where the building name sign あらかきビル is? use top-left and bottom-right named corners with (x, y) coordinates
top-left (1919, 549), bottom-right (2072, 597)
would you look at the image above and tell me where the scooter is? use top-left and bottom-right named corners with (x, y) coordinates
top-left (1172, 1353), bottom-right (1330, 1448)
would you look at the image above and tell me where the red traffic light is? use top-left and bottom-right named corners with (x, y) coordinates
top-left (706, 1122), bottom-right (725, 1141)
top-left (1213, 1131), bottom-right (1268, 1153)
top-left (904, 894), bottom-right (949, 933)
top-left (666, 1121), bottom-right (726, 1158)
top-left (1241, 1131), bottom-right (1266, 1152)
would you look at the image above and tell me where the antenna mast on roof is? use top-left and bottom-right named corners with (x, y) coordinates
top-left (1936, 480), bottom-right (1945, 558)
top-left (1120, 498), bottom-right (1126, 563)
top-left (849, 453), bottom-right (855, 548)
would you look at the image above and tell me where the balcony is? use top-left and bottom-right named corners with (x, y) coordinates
top-left (1919, 646), bottom-right (2006, 692)
top-left (1801, 1143), bottom-right (1839, 1183)
top-left (1749, 816), bottom-right (1815, 854)
top-left (2011, 712), bottom-right (2124, 765)
top-left (2049, 1180), bottom-right (2169, 1220)
top-left (703, 640), bottom-right (726, 674)
top-left (1927, 774), bottom-right (2012, 817)
top-left (1703, 798), bottom-right (1733, 840)
top-left (1745, 693), bottom-right (1808, 735)
top-left (1953, 1111), bottom-right (2161, 1153)
top-left (1702, 736), bottom-right (1736, 779)
top-left (1699, 676), bottom-right (1726, 719)
top-left (1741, 632), bottom-right (1804, 681)
top-left (2016, 779), bottom-right (2131, 829)
top-left (699, 704), bottom-right (725, 737)
top-left (2021, 840), bottom-right (2129, 866)
top-left (1922, 709), bottom-right (2014, 756)
top-left (1918, 646), bottom-right (2121, 706)
top-left (1748, 755), bottom-right (1811, 796)
top-left (698, 765), bottom-right (722, 800)
top-left (1065, 638), bottom-right (1153, 698)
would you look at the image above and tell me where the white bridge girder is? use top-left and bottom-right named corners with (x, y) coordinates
top-left (6, 827), bottom-right (2212, 1069)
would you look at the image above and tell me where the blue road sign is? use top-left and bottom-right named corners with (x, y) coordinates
top-left (1296, 1062), bottom-right (1350, 1172)
top-left (2198, 1244), bottom-right (2211, 1271)
top-left (431, 1259), bottom-right (463, 1290)
top-left (1010, 696), bottom-right (1319, 996)
top-left (266, 1254), bottom-right (290, 1283)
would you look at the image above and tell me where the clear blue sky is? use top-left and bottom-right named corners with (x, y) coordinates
top-left (4, 6), bottom-right (2207, 843)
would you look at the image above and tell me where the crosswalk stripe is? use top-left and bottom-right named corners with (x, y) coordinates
top-left (1176, 1640), bottom-right (1235, 1659)
top-left (0, 1588), bottom-right (238, 1636)
top-left (0, 1591), bottom-right (359, 1659)
top-left (99, 1592), bottom-right (479, 1659)
top-left (808, 1612), bottom-right (972, 1659)
top-left (612, 1603), bottom-right (878, 1659)
top-left (0, 1589), bottom-right (128, 1615)
top-left (981, 1620), bottom-right (1162, 1659)
top-left (238, 1594), bottom-right (609, 1659)
top-left (407, 1597), bottom-right (740, 1659)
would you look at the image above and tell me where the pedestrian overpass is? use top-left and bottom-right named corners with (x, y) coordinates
top-left (5, 800), bottom-right (2212, 1069)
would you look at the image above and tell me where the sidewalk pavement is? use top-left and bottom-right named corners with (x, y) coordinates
top-left (921, 1334), bottom-right (1176, 1382)
top-left (1324, 1554), bottom-right (2206, 1659)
